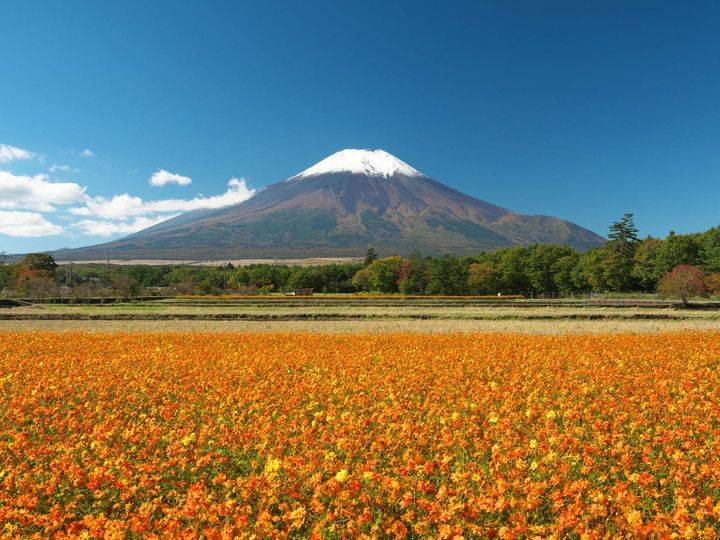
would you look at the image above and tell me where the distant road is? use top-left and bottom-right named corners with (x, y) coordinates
top-left (54, 257), bottom-right (361, 267)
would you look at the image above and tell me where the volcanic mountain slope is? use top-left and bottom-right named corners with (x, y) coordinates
top-left (57, 150), bottom-right (604, 260)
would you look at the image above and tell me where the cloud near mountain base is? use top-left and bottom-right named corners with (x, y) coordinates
top-left (0, 171), bottom-right (86, 212)
top-left (0, 166), bottom-right (255, 240)
top-left (70, 178), bottom-right (254, 219)
top-left (0, 210), bottom-right (65, 237)
top-left (74, 215), bottom-right (179, 237)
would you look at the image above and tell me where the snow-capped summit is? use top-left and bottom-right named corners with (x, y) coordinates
top-left (297, 149), bottom-right (423, 179)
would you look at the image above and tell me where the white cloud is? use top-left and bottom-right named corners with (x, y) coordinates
top-left (0, 210), bottom-right (64, 237)
top-left (71, 178), bottom-right (254, 219)
top-left (0, 144), bottom-right (34, 163)
top-left (0, 143), bottom-right (257, 239)
top-left (74, 215), bottom-right (177, 237)
top-left (0, 160), bottom-right (254, 238)
top-left (49, 164), bottom-right (73, 173)
top-left (148, 169), bottom-right (192, 187)
top-left (0, 171), bottom-right (86, 212)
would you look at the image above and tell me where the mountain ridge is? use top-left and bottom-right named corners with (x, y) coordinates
top-left (53, 149), bottom-right (604, 260)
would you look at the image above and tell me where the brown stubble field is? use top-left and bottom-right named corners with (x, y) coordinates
top-left (3, 317), bottom-right (720, 333)
top-left (1, 297), bottom-right (720, 333)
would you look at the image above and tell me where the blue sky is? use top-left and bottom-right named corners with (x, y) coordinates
top-left (2, 1), bottom-right (720, 253)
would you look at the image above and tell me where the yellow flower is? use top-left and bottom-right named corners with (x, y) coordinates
top-left (264, 458), bottom-right (282, 474)
top-left (335, 469), bottom-right (349, 483)
top-left (626, 509), bottom-right (642, 526)
top-left (181, 433), bottom-right (195, 446)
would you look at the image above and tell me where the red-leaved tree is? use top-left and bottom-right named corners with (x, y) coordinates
top-left (657, 264), bottom-right (707, 306)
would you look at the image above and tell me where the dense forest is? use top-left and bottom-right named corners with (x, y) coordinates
top-left (2, 215), bottom-right (719, 299)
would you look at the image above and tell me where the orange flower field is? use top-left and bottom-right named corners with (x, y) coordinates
top-left (2, 332), bottom-right (720, 538)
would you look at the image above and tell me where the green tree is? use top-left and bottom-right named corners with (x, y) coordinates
top-left (698, 227), bottom-right (720, 273)
top-left (654, 232), bottom-right (701, 277)
top-left (231, 264), bottom-right (291, 290)
top-left (603, 247), bottom-right (639, 292)
top-left (467, 262), bottom-right (501, 294)
top-left (0, 265), bottom-right (11, 293)
top-left (20, 253), bottom-right (58, 274)
top-left (285, 267), bottom-right (313, 291)
top-left (580, 248), bottom-right (613, 292)
top-left (632, 238), bottom-right (662, 292)
top-left (552, 253), bottom-right (588, 295)
top-left (526, 245), bottom-right (574, 296)
top-left (589, 214), bottom-right (642, 292)
top-left (110, 272), bottom-right (141, 299)
top-left (608, 213), bottom-right (639, 243)
top-left (126, 264), bottom-right (173, 288)
top-left (351, 267), bottom-right (371, 292)
top-left (362, 257), bottom-right (405, 293)
top-left (198, 268), bottom-right (228, 293)
top-left (0, 252), bottom-right (9, 292)
top-left (427, 255), bottom-right (466, 295)
top-left (496, 247), bottom-right (530, 294)
top-left (363, 247), bottom-right (378, 266)
top-left (398, 254), bottom-right (430, 294)
top-left (314, 264), bottom-right (362, 292)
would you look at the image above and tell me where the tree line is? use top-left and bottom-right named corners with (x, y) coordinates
top-left (1, 215), bottom-right (719, 299)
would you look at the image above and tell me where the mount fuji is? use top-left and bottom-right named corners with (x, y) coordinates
top-left (56, 149), bottom-right (604, 260)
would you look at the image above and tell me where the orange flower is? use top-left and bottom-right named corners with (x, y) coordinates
top-left (0, 331), bottom-right (719, 536)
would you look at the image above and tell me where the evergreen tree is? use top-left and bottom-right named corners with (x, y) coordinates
top-left (608, 213), bottom-right (639, 243)
top-left (600, 213), bottom-right (641, 292)
top-left (363, 247), bottom-right (378, 266)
